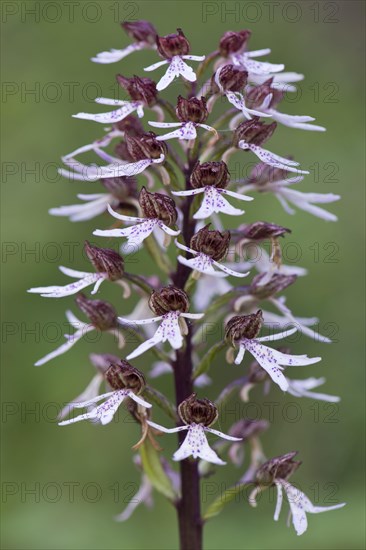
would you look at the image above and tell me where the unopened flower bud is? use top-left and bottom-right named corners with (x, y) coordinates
top-left (240, 221), bottom-right (290, 241)
top-left (212, 64), bottom-right (248, 93)
top-left (176, 96), bottom-right (208, 123)
top-left (125, 132), bottom-right (167, 160)
top-left (229, 418), bottom-right (269, 440)
top-left (105, 360), bottom-right (146, 394)
top-left (84, 241), bottom-right (124, 281)
top-left (255, 451), bottom-right (301, 485)
top-left (190, 161), bottom-right (230, 189)
top-left (157, 28), bottom-right (190, 58)
top-left (246, 78), bottom-right (283, 110)
top-left (250, 273), bottom-right (297, 299)
top-left (139, 187), bottom-right (178, 225)
top-left (75, 293), bottom-right (118, 330)
top-left (219, 30), bottom-right (251, 56)
top-left (122, 20), bottom-right (157, 44)
top-left (249, 162), bottom-right (291, 186)
top-left (225, 310), bottom-right (263, 344)
top-left (149, 286), bottom-right (189, 315)
top-left (116, 75), bottom-right (158, 106)
top-left (234, 117), bottom-right (277, 147)
top-left (190, 224), bottom-right (230, 261)
top-left (100, 175), bottom-right (138, 202)
top-left (178, 393), bottom-right (218, 427)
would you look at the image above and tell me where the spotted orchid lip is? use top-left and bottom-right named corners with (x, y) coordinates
top-left (146, 420), bottom-right (241, 466)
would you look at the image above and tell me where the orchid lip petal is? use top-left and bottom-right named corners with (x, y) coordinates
top-left (174, 239), bottom-right (198, 255)
top-left (35, 326), bottom-right (94, 366)
top-left (212, 260), bottom-right (249, 278)
top-left (91, 43), bottom-right (144, 64)
top-left (147, 420), bottom-right (188, 434)
top-left (173, 424), bottom-right (227, 465)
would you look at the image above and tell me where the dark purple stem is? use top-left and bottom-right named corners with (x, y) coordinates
top-left (172, 156), bottom-right (202, 550)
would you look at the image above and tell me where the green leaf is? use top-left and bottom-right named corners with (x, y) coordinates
top-left (140, 438), bottom-right (178, 502)
top-left (203, 483), bottom-right (247, 521)
top-left (184, 271), bottom-right (199, 294)
top-left (192, 341), bottom-right (226, 380)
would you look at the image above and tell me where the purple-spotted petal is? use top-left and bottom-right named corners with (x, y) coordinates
top-left (158, 222), bottom-right (181, 236)
top-left (174, 56), bottom-right (197, 82)
top-left (177, 254), bottom-right (228, 278)
top-left (239, 142), bottom-right (309, 175)
top-left (58, 373), bottom-right (104, 421)
top-left (92, 43), bottom-right (145, 64)
top-left (28, 273), bottom-right (104, 298)
top-left (147, 420), bottom-right (188, 434)
top-left (94, 219), bottom-right (157, 245)
top-left (59, 389), bottom-right (127, 426)
top-left (287, 377), bottom-right (340, 402)
top-left (72, 101), bottom-right (142, 124)
top-left (35, 326), bottom-right (94, 366)
top-left (212, 260), bottom-right (249, 278)
top-left (194, 187), bottom-right (244, 219)
top-left (172, 188), bottom-right (205, 197)
top-left (173, 424), bottom-right (226, 465)
top-left (242, 340), bottom-right (289, 391)
top-left (155, 122), bottom-right (197, 141)
top-left (144, 59), bottom-right (169, 72)
top-left (204, 426), bottom-right (241, 441)
top-left (49, 194), bottom-right (111, 222)
top-left (148, 121), bottom-right (182, 129)
top-left (281, 481), bottom-right (345, 536)
top-left (270, 111), bottom-right (326, 131)
top-left (181, 55), bottom-right (205, 62)
top-left (126, 312), bottom-right (184, 359)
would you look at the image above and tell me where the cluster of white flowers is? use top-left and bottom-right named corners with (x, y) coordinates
top-left (30, 22), bottom-right (344, 539)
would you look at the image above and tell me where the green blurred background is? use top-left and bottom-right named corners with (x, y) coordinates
top-left (1, 1), bottom-right (365, 548)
